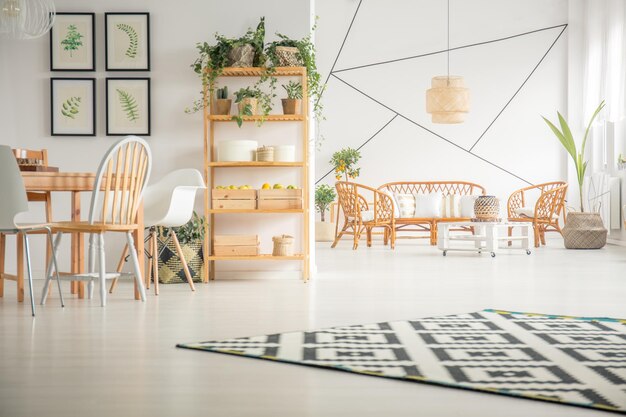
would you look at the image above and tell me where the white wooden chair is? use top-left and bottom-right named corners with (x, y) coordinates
top-left (110, 168), bottom-right (205, 295)
top-left (41, 136), bottom-right (151, 307)
top-left (0, 145), bottom-right (63, 316)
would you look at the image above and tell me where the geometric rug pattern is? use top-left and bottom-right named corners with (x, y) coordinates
top-left (177, 310), bottom-right (626, 414)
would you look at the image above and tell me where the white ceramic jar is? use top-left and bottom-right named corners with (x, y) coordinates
top-left (217, 140), bottom-right (258, 162)
top-left (273, 145), bottom-right (296, 162)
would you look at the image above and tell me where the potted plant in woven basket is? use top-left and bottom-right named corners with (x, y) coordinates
top-left (156, 212), bottom-right (206, 284)
top-left (315, 184), bottom-right (336, 242)
top-left (542, 100), bottom-right (607, 249)
top-left (231, 86), bottom-right (273, 127)
top-left (281, 81), bottom-right (302, 115)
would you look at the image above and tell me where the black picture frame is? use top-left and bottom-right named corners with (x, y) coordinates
top-left (105, 12), bottom-right (151, 71)
top-left (50, 78), bottom-right (96, 136)
top-left (106, 77), bottom-right (151, 136)
top-left (49, 12), bottom-right (96, 71)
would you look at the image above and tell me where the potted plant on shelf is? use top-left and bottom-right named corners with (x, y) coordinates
top-left (542, 100), bottom-right (607, 249)
top-left (315, 184), bottom-right (337, 242)
top-left (331, 147), bottom-right (361, 181)
top-left (156, 212), bottom-right (207, 284)
top-left (213, 86), bottom-right (231, 115)
top-left (232, 86), bottom-right (273, 127)
top-left (281, 81), bottom-right (302, 115)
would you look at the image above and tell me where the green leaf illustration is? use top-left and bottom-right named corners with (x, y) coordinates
top-left (60, 24), bottom-right (83, 57)
top-left (116, 89), bottom-right (140, 122)
top-left (60, 96), bottom-right (81, 119)
top-left (116, 23), bottom-right (138, 58)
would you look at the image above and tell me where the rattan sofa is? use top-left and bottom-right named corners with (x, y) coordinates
top-left (377, 181), bottom-right (486, 245)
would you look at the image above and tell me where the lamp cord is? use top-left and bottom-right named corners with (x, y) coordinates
top-left (447, 0), bottom-right (450, 85)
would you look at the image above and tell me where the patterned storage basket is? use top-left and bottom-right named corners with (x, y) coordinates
top-left (156, 240), bottom-right (205, 284)
top-left (274, 46), bottom-right (302, 66)
top-left (473, 195), bottom-right (500, 221)
top-left (562, 212), bottom-right (607, 249)
top-left (256, 146), bottom-right (274, 162)
top-left (272, 235), bottom-right (294, 256)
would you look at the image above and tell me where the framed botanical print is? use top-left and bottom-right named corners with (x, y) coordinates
top-left (105, 13), bottom-right (150, 71)
top-left (50, 78), bottom-right (96, 136)
top-left (50, 13), bottom-right (95, 71)
top-left (106, 78), bottom-right (151, 136)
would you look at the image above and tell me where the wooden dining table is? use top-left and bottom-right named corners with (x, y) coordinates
top-left (21, 172), bottom-right (145, 300)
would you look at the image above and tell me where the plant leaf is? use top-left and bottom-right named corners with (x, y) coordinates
top-left (116, 89), bottom-right (140, 122)
top-left (542, 116), bottom-right (576, 160)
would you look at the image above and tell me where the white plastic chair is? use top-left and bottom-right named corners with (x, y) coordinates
top-left (0, 145), bottom-right (63, 316)
top-left (41, 136), bottom-right (151, 307)
top-left (110, 169), bottom-right (205, 295)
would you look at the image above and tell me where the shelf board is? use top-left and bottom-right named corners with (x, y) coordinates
top-left (208, 254), bottom-right (305, 261)
top-left (208, 114), bottom-right (304, 122)
top-left (209, 161), bottom-right (304, 168)
top-left (209, 209), bottom-right (304, 214)
top-left (211, 67), bottom-right (306, 77)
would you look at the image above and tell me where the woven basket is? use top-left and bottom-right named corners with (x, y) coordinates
top-left (274, 46), bottom-right (302, 66)
top-left (256, 146), bottom-right (274, 162)
top-left (562, 212), bottom-right (607, 249)
top-left (156, 240), bottom-right (205, 284)
top-left (473, 195), bottom-right (500, 221)
top-left (238, 98), bottom-right (258, 115)
top-left (272, 235), bottom-right (294, 256)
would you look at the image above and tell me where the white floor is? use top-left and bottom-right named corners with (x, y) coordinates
top-left (0, 237), bottom-right (624, 417)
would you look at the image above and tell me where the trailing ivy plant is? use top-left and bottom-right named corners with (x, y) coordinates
top-left (231, 86), bottom-right (273, 127)
top-left (117, 89), bottom-right (139, 122)
top-left (116, 24), bottom-right (138, 58)
top-left (185, 17), bottom-right (268, 115)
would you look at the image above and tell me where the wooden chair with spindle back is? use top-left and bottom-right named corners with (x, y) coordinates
top-left (0, 149), bottom-right (52, 303)
top-left (40, 136), bottom-right (152, 307)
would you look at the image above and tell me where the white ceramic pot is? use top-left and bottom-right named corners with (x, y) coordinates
top-left (218, 140), bottom-right (258, 162)
top-left (315, 221), bottom-right (335, 242)
top-left (273, 145), bottom-right (296, 162)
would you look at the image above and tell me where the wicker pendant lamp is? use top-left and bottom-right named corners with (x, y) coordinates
top-left (426, 0), bottom-right (469, 124)
top-left (0, 0), bottom-right (55, 40)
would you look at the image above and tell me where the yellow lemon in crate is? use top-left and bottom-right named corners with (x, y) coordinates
top-left (262, 183), bottom-right (271, 190)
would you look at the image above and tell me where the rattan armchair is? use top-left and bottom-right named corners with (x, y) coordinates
top-left (332, 181), bottom-right (396, 250)
top-left (507, 181), bottom-right (568, 247)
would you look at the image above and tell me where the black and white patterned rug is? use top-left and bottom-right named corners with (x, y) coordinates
top-left (177, 309), bottom-right (626, 413)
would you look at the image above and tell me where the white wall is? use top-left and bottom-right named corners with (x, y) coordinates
top-left (0, 0), bottom-right (312, 277)
top-left (315, 0), bottom-right (569, 214)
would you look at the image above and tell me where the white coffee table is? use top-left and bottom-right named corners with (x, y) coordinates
top-left (437, 221), bottom-right (532, 257)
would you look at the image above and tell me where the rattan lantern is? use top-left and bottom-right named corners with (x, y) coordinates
top-left (425, 0), bottom-right (469, 124)
top-left (426, 76), bottom-right (470, 124)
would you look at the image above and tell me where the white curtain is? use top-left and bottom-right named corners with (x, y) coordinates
top-left (582, 0), bottom-right (626, 124)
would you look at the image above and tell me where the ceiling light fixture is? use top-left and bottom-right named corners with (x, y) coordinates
top-left (0, 0), bottom-right (55, 40)
top-left (426, 0), bottom-right (469, 124)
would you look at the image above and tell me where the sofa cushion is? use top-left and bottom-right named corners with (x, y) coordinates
top-left (514, 206), bottom-right (560, 219)
top-left (460, 195), bottom-right (478, 218)
top-left (381, 189), bottom-right (400, 217)
top-left (441, 194), bottom-right (461, 218)
top-left (347, 209), bottom-right (375, 222)
top-left (413, 193), bottom-right (442, 217)
top-left (394, 193), bottom-right (416, 218)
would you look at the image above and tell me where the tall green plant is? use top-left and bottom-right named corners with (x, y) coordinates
top-left (542, 100), bottom-right (605, 212)
top-left (315, 184), bottom-right (336, 222)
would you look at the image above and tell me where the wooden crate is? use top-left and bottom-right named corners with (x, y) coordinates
top-left (257, 199), bottom-right (302, 210)
top-left (213, 245), bottom-right (260, 256)
top-left (212, 199), bottom-right (256, 210)
top-left (258, 189), bottom-right (302, 199)
top-left (212, 188), bottom-right (257, 200)
top-left (213, 235), bottom-right (259, 246)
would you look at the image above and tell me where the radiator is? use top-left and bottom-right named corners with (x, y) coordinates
top-left (610, 177), bottom-right (621, 230)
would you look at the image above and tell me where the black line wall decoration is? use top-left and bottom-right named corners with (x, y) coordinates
top-left (315, 1), bottom-right (568, 186)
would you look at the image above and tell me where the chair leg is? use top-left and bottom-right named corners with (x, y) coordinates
top-left (46, 229), bottom-right (64, 308)
top-left (152, 231), bottom-right (159, 296)
top-left (353, 223), bottom-right (361, 250)
top-left (41, 232), bottom-right (63, 306)
top-left (146, 234), bottom-right (153, 290)
top-left (126, 232), bottom-right (146, 302)
top-left (87, 234), bottom-right (96, 299)
top-left (533, 225), bottom-right (540, 248)
top-left (109, 244), bottom-right (129, 294)
top-left (366, 227), bottom-right (372, 247)
top-left (331, 219), bottom-right (348, 249)
top-left (391, 227), bottom-right (396, 250)
top-left (44, 193), bottom-right (53, 298)
top-left (507, 226), bottom-right (513, 247)
top-left (0, 233), bottom-right (4, 298)
top-left (383, 228), bottom-right (389, 246)
top-left (540, 227), bottom-right (546, 246)
top-left (171, 230), bottom-right (195, 292)
top-left (97, 234), bottom-right (106, 307)
top-left (22, 234), bottom-right (35, 317)
top-left (16, 232), bottom-right (24, 302)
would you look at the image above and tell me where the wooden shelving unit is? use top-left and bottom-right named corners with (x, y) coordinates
top-left (203, 66), bottom-right (310, 282)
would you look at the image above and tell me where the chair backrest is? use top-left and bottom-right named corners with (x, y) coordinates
top-left (142, 168), bottom-right (206, 227)
top-left (0, 145), bottom-right (29, 229)
top-left (535, 184), bottom-right (568, 220)
top-left (88, 136), bottom-right (152, 226)
top-left (378, 181), bottom-right (486, 196)
top-left (12, 148), bottom-right (48, 165)
top-left (508, 181), bottom-right (567, 218)
top-left (336, 181), bottom-right (394, 223)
